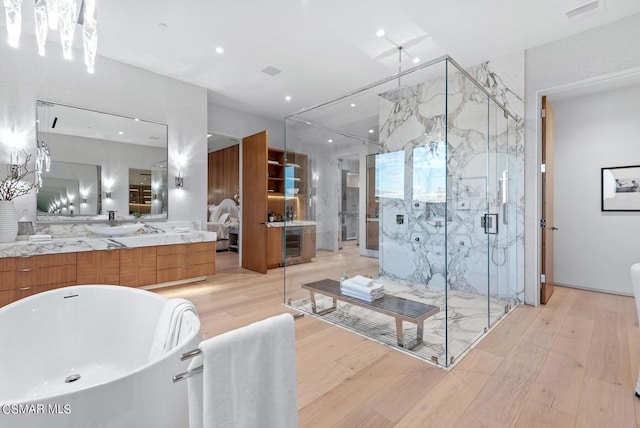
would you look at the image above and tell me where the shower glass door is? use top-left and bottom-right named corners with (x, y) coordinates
top-left (445, 61), bottom-right (492, 365)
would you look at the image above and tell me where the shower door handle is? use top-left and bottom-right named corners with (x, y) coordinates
top-left (481, 213), bottom-right (499, 235)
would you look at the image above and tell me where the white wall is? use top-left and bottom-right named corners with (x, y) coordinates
top-left (0, 34), bottom-right (208, 224)
top-left (524, 13), bottom-right (640, 303)
top-left (207, 102), bottom-right (285, 147)
top-left (552, 84), bottom-right (640, 295)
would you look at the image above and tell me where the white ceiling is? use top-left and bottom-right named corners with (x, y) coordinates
top-left (5, 1), bottom-right (640, 120)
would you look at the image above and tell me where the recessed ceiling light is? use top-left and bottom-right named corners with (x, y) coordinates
top-left (369, 129), bottom-right (374, 134)
top-left (118, 131), bottom-right (124, 135)
top-left (376, 29), bottom-right (385, 37)
top-left (159, 23), bottom-right (168, 29)
top-left (207, 133), bottom-right (213, 138)
top-left (36, 119), bottom-right (40, 123)
top-left (328, 139), bottom-right (333, 143)
top-left (412, 57), bottom-right (420, 64)
top-left (350, 103), bottom-right (356, 107)
top-left (134, 118), bottom-right (140, 122)
top-left (285, 95), bottom-right (292, 101)
top-left (215, 46), bottom-right (224, 54)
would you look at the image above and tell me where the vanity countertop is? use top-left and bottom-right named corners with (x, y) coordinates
top-left (0, 231), bottom-right (217, 259)
top-left (266, 220), bottom-right (316, 228)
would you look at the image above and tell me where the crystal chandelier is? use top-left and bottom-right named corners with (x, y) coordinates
top-left (3, 0), bottom-right (97, 73)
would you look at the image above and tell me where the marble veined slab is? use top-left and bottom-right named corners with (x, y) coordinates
top-left (0, 231), bottom-right (217, 259)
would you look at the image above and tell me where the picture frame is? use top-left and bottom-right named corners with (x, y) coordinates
top-left (601, 165), bottom-right (640, 211)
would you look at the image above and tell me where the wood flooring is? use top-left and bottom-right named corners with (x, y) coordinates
top-left (156, 247), bottom-right (640, 427)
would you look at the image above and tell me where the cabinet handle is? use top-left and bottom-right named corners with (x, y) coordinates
top-left (18, 268), bottom-right (33, 272)
top-left (18, 287), bottom-right (31, 291)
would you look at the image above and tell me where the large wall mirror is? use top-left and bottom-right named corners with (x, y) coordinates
top-left (36, 101), bottom-right (168, 222)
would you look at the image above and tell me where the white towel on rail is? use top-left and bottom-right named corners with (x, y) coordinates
top-left (148, 298), bottom-right (198, 361)
top-left (188, 313), bottom-right (298, 428)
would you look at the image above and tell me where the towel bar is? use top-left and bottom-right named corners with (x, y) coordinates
top-left (172, 312), bottom-right (304, 383)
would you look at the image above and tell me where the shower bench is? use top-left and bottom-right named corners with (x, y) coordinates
top-left (302, 279), bottom-right (440, 350)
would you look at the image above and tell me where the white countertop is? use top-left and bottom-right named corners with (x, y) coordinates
top-left (266, 220), bottom-right (316, 228)
top-left (0, 231), bottom-right (217, 259)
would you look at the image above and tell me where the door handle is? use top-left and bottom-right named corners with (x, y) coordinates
top-left (551, 227), bottom-right (558, 231)
top-left (259, 222), bottom-right (266, 225)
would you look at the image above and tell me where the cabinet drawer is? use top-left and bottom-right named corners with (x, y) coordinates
top-left (15, 265), bottom-right (76, 288)
top-left (0, 271), bottom-right (14, 291)
top-left (156, 244), bottom-right (188, 256)
top-left (190, 241), bottom-right (216, 253)
top-left (15, 253), bottom-right (76, 270)
top-left (190, 250), bottom-right (216, 266)
top-left (77, 250), bottom-right (120, 285)
top-left (156, 242), bottom-right (216, 256)
top-left (119, 247), bottom-right (157, 287)
top-left (157, 267), bottom-right (184, 283)
top-left (157, 248), bottom-right (215, 270)
top-left (157, 254), bottom-right (186, 270)
top-left (0, 258), bottom-right (14, 272)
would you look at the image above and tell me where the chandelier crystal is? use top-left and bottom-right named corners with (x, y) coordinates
top-left (46, 0), bottom-right (58, 29)
top-left (34, 0), bottom-right (47, 55)
top-left (3, 0), bottom-right (22, 48)
top-left (2, 0), bottom-right (97, 73)
top-left (82, 0), bottom-right (97, 73)
top-left (58, 0), bottom-right (77, 60)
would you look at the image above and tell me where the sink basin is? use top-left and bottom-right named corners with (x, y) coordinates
top-left (85, 223), bottom-right (145, 237)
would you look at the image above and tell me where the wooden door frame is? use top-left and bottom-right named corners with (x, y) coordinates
top-left (540, 96), bottom-right (554, 304)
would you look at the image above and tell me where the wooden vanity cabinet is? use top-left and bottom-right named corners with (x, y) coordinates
top-left (119, 247), bottom-right (157, 287)
top-left (0, 253), bottom-right (76, 306)
top-left (0, 241), bottom-right (217, 307)
top-left (77, 250), bottom-right (120, 284)
top-left (156, 242), bottom-right (216, 283)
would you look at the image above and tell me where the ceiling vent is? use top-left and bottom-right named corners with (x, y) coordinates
top-left (565, 0), bottom-right (600, 19)
top-left (261, 66), bottom-right (282, 77)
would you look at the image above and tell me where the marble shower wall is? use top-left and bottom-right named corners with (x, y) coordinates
top-left (378, 53), bottom-right (525, 301)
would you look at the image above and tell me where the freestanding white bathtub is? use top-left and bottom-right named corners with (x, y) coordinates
top-left (0, 285), bottom-right (201, 428)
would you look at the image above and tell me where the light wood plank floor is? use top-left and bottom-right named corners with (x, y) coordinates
top-left (157, 249), bottom-right (640, 427)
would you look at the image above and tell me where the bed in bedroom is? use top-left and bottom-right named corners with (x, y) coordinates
top-left (207, 198), bottom-right (239, 251)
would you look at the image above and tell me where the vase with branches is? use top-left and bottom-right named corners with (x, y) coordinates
top-left (0, 152), bottom-right (37, 201)
top-left (0, 152), bottom-right (37, 243)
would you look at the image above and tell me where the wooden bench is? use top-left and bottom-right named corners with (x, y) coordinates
top-left (302, 279), bottom-right (440, 350)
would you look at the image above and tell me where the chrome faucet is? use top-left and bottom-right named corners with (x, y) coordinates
top-left (108, 210), bottom-right (117, 226)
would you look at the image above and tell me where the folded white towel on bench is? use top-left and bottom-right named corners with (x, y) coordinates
top-left (342, 288), bottom-right (384, 302)
top-left (340, 279), bottom-right (384, 295)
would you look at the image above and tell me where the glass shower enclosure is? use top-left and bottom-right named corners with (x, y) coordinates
top-left (282, 56), bottom-right (523, 368)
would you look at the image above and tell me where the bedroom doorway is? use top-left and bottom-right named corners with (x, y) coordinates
top-left (207, 132), bottom-right (241, 268)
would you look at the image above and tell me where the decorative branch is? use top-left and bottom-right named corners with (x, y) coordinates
top-left (0, 151), bottom-right (38, 201)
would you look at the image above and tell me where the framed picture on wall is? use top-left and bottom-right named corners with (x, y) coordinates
top-left (601, 165), bottom-right (640, 211)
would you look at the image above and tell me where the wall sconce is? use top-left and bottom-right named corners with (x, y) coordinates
top-left (175, 173), bottom-right (184, 189)
top-left (105, 191), bottom-right (112, 199)
top-left (81, 194), bottom-right (88, 204)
